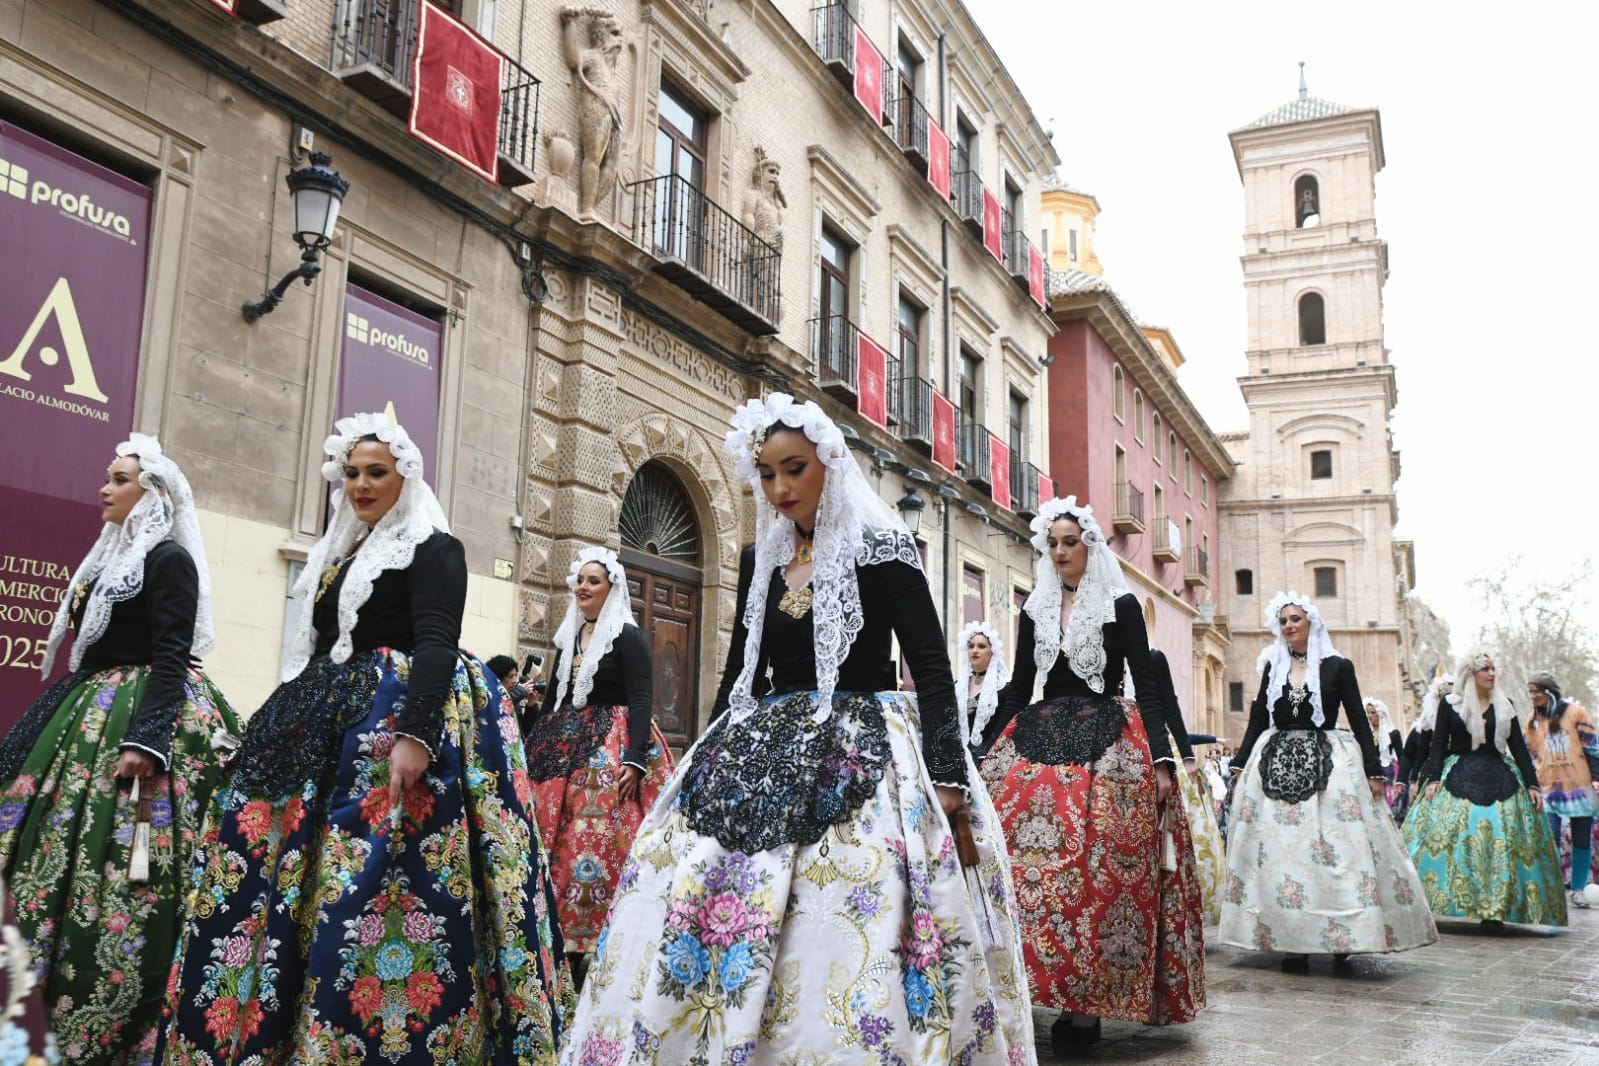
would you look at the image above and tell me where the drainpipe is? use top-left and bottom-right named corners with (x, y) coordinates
top-left (937, 31), bottom-right (955, 630)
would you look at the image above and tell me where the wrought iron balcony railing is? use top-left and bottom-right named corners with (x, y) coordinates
top-left (886, 90), bottom-right (932, 169)
top-left (959, 415), bottom-right (993, 489)
top-left (811, 1), bottom-right (862, 90)
top-left (812, 314), bottom-right (862, 400)
top-left (331, 0), bottom-right (541, 185)
top-left (1152, 516), bottom-right (1181, 563)
top-left (1001, 209), bottom-right (1031, 284)
top-left (1113, 480), bottom-right (1145, 534)
top-left (630, 173), bottom-right (782, 334)
top-left (1012, 459), bottom-right (1042, 518)
top-left (952, 170), bottom-right (984, 236)
top-left (890, 375), bottom-right (937, 452)
top-left (1185, 546), bottom-right (1211, 586)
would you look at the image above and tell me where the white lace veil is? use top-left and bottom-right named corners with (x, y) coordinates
top-left (1454, 649), bottom-right (1516, 753)
top-left (1366, 698), bottom-right (1397, 767)
top-left (1256, 590), bottom-right (1340, 727)
top-left (282, 412), bottom-right (451, 682)
top-left (1021, 497), bottom-right (1128, 692)
top-left (41, 434), bottom-right (214, 677)
top-left (956, 619), bottom-right (1009, 747)
top-left (723, 394), bottom-right (923, 724)
top-left (551, 546), bottom-right (635, 708)
top-left (1416, 675), bottom-right (1451, 733)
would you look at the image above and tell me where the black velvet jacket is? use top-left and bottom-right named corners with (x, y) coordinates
top-left (1147, 647), bottom-right (1194, 760)
top-left (1423, 701), bottom-right (1538, 787)
top-left (313, 531), bottom-right (465, 754)
top-left (1235, 655), bottom-right (1384, 779)
top-left (72, 539), bottom-right (198, 769)
top-left (1401, 727), bottom-right (1433, 783)
top-left (984, 593), bottom-right (1174, 763)
top-left (710, 543), bottom-right (966, 788)
top-left (535, 624), bottom-right (654, 768)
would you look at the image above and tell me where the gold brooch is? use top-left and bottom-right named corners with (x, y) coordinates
top-left (316, 562), bottom-right (344, 602)
top-left (795, 542), bottom-right (814, 564)
top-left (778, 586), bottom-right (813, 619)
top-left (70, 580), bottom-right (90, 616)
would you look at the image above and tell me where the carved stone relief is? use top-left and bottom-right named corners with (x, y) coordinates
top-left (560, 6), bottom-right (626, 217)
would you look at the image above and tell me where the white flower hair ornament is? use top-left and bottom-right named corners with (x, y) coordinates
top-left (282, 410), bottom-right (450, 682)
top-left (720, 393), bottom-right (922, 724)
top-left (1029, 496), bottom-right (1106, 553)
top-left (1453, 649), bottom-right (1516, 753)
top-left (552, 546), bottom-right (635, 709)
top-left (1021, 496), bottom-right (1129, 692)
top-left (40, 433), bottom-right (215, 676)
top-left (1256, 590), bottom-right (1340, 728)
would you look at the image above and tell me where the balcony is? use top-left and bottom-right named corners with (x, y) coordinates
top-left (889, 375), bottom-right (937, 452)
top-left (1012, 459), bottom-right (1042, 518)
top-left (1185, 547), bottom-right (1211, 588)
top-left (1113, 481), bottom-right (1145, 534)
top-left (331, 0), bottom-right (542, 186)
top-left (1002, 211), bottom-right (1032, 287)
top-left (811, 1), bottom-right (862, 91)
top-left (952, 170), bottom-right (984, 237)
top-left (1152, 518), bottom-right (1181, 563)
top-left (630, 174), bottom-right (782, 334)
top-left (959, 415), bottom-right (993, 491)
top-left (812, 315), bottom-right (862, 401)
top-left (887, 90), bottom-right (932, 170)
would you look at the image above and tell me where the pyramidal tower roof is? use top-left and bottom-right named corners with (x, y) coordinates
top-left (1234, 62), bottom-right (1367, 132)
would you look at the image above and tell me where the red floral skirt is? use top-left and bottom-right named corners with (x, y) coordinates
top-left (978, 696), bottom-right (1205, 1024)
top-left (530, 704), bottom-right (674, 954)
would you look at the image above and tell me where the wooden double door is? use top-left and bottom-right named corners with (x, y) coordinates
top-left (621, 548), bottom-right (701, 753)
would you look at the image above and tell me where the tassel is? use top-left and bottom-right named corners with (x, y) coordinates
top-left (952, 811), bottom-right (1005, 952)
top-left (128, 776), bottom-right (151, 883)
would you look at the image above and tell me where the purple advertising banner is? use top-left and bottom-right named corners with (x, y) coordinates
top-left (337, 282), bottom-right (443, 475)
top-left (0, 121), bottom-right (149, 727)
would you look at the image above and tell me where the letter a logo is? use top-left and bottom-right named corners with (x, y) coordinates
top-left (0, 276), bottom-right (109, 403)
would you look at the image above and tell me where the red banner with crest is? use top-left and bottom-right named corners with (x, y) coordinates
top-left (1037, 469), bottom-right (1055, 509)
top-left (932, 391), bottom-right (956, 471)
top-left (409, 3), bottom-right (503, 183)
top-left (857, 333), bottom-right (888, 428)
top-left (853, 26), bottom-right (884, 124)
top-left (989, 434), bottom-right (1011, 511)
top-left (982, 188), bottom-right (1003, 260)
top-left (1029, 242), bottom-right (1046, 307)
top-left (927, 118), bottom-right (951, 200)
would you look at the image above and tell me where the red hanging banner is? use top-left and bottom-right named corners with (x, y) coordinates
top-left (1037, 469), bottom-right (1055, 509)
top-left (207, 0), bottom-right (239, 14)
top-left (932, 391), bottom-right (957, 472)
top-left (927, 117), bottom-right (951, 200)
top-left (1028, 241), bottom-right (1046, 307)
top-left (989, 435), bottom-right (1011, 511)
top-left (857, 333), bottom-right (888, 428)
top-left (853, 26), bottom-right (884, 124)
top-left (409, 3), bottom-right (503, 183)
top-left (982, 188), bottom-right (1003, 261)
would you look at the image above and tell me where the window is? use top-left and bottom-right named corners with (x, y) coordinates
top-left (1168, 432), bottom-right (1177, 479)
top-left (896, 292), bottom-right (922, 378)
top-left (1003, 177), bottom-right (1022, 224)
top-left (1295, 174), bottom-right (1321, 228)
top-left (1229, 682), bottom-right (1245, 713)
top-left (1153, 482), bottom-right (1164, 522)
top-left (1113, 366), bottom-right (1125, 421)
top-left (816, 225), bottom-right (852, 375)
top-left (1153, 414), bottom-right (1163, 463)
top-left (894, 40), bottom-right (921, 135)
top-left (1008, 390), bottom-right (1027, 465)
top-left (1184, 450), bottom-right (1192, 494)
top-left (1310, 449), bottom-right (1333, 479)
top-left (1134, 390), bottom-right (1145, 442)
top-left (653, 81), bottom-right (709, 261)
top-left (1299, 292), bottom-right (1326, 346)
top-left (1235, 569), bottom-right (1254, 595)
top-left (1114, 444), bottom-right (1128, 488)
top-left (1185, 516), bottom-right (1194, 557)
top-left (1314, 566), bottom-right (1338, 598)
top-left (962, 565), bottom-right (985, 627)
top-left (959, 350), bottom-right (982, 468)
top-left (1068, 229), bottom-right (1078, 262)
top-left (1201, 474), bottom-right (1209, 505)
top-left (954, 115), bottom-right (979, 176)
top-left (1014, 586), bottom-right (1028, 645)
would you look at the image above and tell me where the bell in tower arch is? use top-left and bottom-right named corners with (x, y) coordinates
top-left (1295, 175), bottom-right (1321, 228)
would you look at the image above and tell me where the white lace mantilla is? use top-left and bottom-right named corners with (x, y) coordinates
top-left (552, 546), bottom-right (634, 708)
top-left (1256, 590), bottom-right (1340, 728)
top-left (1021, 497), bottom-right (1126, 693)
top-left (956, 619), bottom-right (1010, 747)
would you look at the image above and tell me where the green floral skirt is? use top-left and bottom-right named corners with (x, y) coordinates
top-left (0, 665), bottom-right (239, 1065)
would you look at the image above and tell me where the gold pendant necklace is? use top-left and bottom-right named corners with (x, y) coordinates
top-left (795, 541), bottom-right (813, 564)
top-left (571, 619), bottom-right (595, 672)
top-left (778, 586), bottom-right (814, 619)
top-left (315, 561), bottom-right (344, 602)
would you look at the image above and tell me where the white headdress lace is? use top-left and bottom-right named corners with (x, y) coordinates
top-left (1021, 497), bottom-right (1128, 692)
top-left (1416, 675), bottom-right (1451, 733)
top-left (956, 619), bottom-right (1009, 747)
top-left (282, 412), bottom-right (450, 682)
top-left (1256, 590), bottom-right (1340, 727)
top-left (551, 546), bottom-right (634, 708)
top-left (723, 393), bottom-right (923, 724)
top-left (41, 434), bottom-right (215, 677)
top-left (1366, 698), bottom-right (1397, 767)
top-left (1454, 649), bottom-right (1516, 754)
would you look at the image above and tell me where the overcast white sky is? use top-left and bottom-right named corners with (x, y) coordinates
top-left (978, 0), bottom-right (1599, 656)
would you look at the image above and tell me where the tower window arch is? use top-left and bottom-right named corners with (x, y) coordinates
top-left (1295, 174), bottom-right (1321, 228)
top-left (1298, 292), bottom-right (1326, 346)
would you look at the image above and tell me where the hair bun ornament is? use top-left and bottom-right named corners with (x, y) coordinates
top-left (1029, 495), bottom-right (1100, 553)
top-left (723, 392), bottom-right (848, 483)
top-left (1264, 589), bottom-right (1319, 631)
top-left (319, 411), bottom-right (426, 485)
top-left (566, 545), bottom-right (625, 590)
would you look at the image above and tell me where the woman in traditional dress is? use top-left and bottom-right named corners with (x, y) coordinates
top-left (977, 496), bottom-right (1204, 1053)
top-left (528, 546), bottom-right (674, 978)
top-left (1148, 647), bottom-right (1226, 925)
top-left (559, 394), bottom-right (1033, 1065)
top-left (1220, 592), bottom-right (1435, 972)
top-left (1366, 698), bottom-right (1407, 822)
top-left (1405, 652), bottom-right (1565, 928)
top-left (955, 620), bottom-right (1009, 755)
top-left (162, 413), bottom-right (570, 1064)
top-left (1524, 670), bottom-right (1599, 910)
top-left (1402, 676), bottom-right (1449, 805)
top-left (0, 434), bottom-right (238, 1065)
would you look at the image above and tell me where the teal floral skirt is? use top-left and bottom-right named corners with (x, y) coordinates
top-left (1404, 751), bottom-right (1566, 925)
top-left (160, 650), bottom-right (573, 1064)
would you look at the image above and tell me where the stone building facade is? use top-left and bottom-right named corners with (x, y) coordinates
top-left (1216, 85), bottom-right (1417, 735)
top-left (0, 0), bottom-right (1058, 743)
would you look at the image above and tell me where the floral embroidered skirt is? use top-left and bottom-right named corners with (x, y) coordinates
top-left (978, 696), bottom-right (1205, 1025)
top-left (1170, 732), bottom-right (1225, 926)
top-left (0, 665), bottom-right (238, 1066)
top-left (528, 703), bottom-right (675, 955)
top-left (1220, 728), bottom-right (1437, 955)
top-left (160, 650), bottom-right (573, 1064)
top-left (559, 689), bottom-right (1035, 1066)
top-left (1403, 750), bottom-right (1566, 926)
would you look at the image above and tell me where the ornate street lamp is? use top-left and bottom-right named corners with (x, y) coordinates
top-left (896, 487), bottom-right (925, 537)
top-left (243, 152), bottom-right (350, 322)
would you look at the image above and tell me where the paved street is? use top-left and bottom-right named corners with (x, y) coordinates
top-left (1032, 912), bottom-right (1599, 1065)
